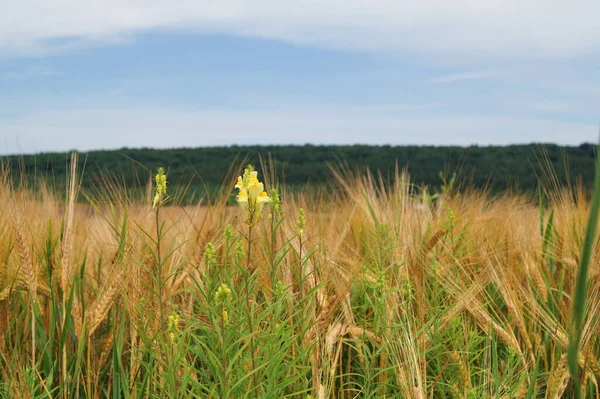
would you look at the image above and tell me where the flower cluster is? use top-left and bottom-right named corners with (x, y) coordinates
top-left (224, 224), bottom-right (233, 242)
top-left (297, 208), bottom-right (306, 238)
top-left (214, 283), bottom-right (232, 304)
top-left (214, 283), bottom-right (233, 324)
top-left (205, 242), bottom-right (217, 271)
top-left (167, 312), bottom-right (180, 343)
top-left (270, 188), bottom-right (281, 215)
top-left (235, 165), bottom-right (271, 226)
top-left (153, 167), bottom-right (168, 209)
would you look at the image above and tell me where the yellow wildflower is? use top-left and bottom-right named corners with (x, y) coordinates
top-left (235, 242), bottom-right (245, 262)
top-left (214, 283), bottom-right (233, 304)
top-left (205, 242), bottom-right (217, 270)
top-left (269, 188), bottom-right (281, 215)
top-left (236, 190), bottom-right (249, 207)
top-left (152, 167), bottom-right (168, 209)
top-left (215, 284), bottom-right (232, 325)
top-left (168, 313), bottom-right (180, 331)
top-left (234, 165), bottom-right (271, 226)
top-left (224, 224), bottom-right (233, 241)
top-left (297, 208), bottom-right (306, 238)
top-left (167, 312), bottom-right (180, 343)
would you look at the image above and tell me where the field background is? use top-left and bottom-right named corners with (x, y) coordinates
top-left (0, 148), bottom-right (599, 398)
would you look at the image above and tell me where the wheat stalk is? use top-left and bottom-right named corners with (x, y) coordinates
top-left (12, 214), bottom-right (37, 370)
top-left (87, 269), bottom-right (124, 336)
top-left (60, 151), bottom-right (78, 397)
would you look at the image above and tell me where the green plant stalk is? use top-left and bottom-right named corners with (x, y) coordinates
top-left (270, 213), bottom-right (276, 291)
top-left (298, 234), bottom-right (304, 298)
top-left (155, 208), bottom-right (165, 329)
top-left (243, 224), bottom-right (259, 396)
top-left (568, 143), bottom-right (600, 398)
top-left (87, 328), bottom-right (92, 398)
top-left (220, 302), bottom-right (229, 398)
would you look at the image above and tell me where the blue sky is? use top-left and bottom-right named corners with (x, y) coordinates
top-left (0, 1), bottom-right (599, 154)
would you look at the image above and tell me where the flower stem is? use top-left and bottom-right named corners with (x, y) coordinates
top-left (270, 213), bottom-right (276, 291)
top-left (155, 208), bottom-right (165, 328)
top-left (220, 303), bottom-right (229, 398)
top-left (243, 225), bottom-right (259, 396)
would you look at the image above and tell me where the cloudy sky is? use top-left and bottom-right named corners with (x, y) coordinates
top-left (1, 0), bottom-right (599, 154)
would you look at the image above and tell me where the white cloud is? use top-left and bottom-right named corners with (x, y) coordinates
top-left (1, 1), bottom-right (600, 59)
top-left (0, 105), bottom-right (594, 155)
top-left (429, 70), bottom-right (500, 83)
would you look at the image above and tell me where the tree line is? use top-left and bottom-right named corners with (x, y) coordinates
top-left (2, 143), bottom-right (596, 201)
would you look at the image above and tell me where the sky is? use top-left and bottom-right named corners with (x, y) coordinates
top-left (0, 1), bottom-right (599, 154)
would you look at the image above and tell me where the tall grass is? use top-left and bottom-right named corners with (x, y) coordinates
top-left (0, 156), bottom-right (600, 398)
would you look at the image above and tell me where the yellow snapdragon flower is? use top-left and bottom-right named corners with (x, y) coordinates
top-left (235, 165), bottom-right (271, 226)
top-left (152, 167), bottom-right (168, 209)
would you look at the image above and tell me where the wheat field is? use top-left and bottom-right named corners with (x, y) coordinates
top-left (0, 156), bottom-right (599, 398)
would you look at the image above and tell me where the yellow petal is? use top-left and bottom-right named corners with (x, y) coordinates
top-left (257, 191), bottom-right (271, 203)
top-left (235, 176), bottom-right (244, 190)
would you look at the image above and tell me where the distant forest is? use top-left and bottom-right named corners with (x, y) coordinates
top-left (2, 143), bottom-right (597, 202)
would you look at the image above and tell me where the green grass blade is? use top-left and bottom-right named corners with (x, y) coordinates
top-left (568, 143), bottom-right (600, 398)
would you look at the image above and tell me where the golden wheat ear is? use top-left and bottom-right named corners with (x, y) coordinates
top-left (12, 223), bottom-right (37, 298)
top-left (87, 269), bottom-right (125, 336)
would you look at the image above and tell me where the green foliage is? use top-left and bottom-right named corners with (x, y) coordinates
top-left (3, 143), bottom-right (596, 201)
